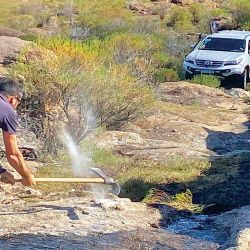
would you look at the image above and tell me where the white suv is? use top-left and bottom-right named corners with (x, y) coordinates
top-left (183, 30), bottom-right (250, 89)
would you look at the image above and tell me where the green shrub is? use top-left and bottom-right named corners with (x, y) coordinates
top-left (154, 68), bottom-right (179, 83)
top-left (16, 1), bottom-right (51, 26)
top-left (209, 8), bottom-right (230, 19)
top-left (75, 0), bottom-right (132, 28)
top-left (0, 0), bottom-right (51, 30)
top-left (18, 34), bottom-right (38, 41)
top-left (161, 32), bottom-right (196, 79)
top-left (227, 0), bottom-right (250, 30)
top-left (190, 74), bottom-right (220, 88)
top-left (7, 15), bottom-right (36, 31)
top-left (188, 3), bottom-right (206, 24)
top-left (102, 32), bottom-right (165, 84)
top-left (82, 65), bottom-right (154, 127)
top-left (151, 51), bottom-right (169, 67)
top-left (9, 37), bottom-right (154, 151)
top-left (0, 0), bottom-right (20, 27)
top-left (167, 6), bottom-right (195, 33)
top-left (130, 16), bottom-right (160, 34)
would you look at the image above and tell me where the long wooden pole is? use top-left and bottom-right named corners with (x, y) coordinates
top-left (14, 177), bottom-right (106, 183)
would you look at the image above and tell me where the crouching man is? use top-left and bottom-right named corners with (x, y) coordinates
top-left (0, 77), bottom-right (35, 186)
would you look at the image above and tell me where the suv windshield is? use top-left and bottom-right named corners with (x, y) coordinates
top-left (198, 38), bottom-right (246, 52)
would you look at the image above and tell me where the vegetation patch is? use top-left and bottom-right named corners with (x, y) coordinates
top-left (35, 145), bottom-right (250, 212)
top-left (158, 101), bottom-right (235, 126)
top-left (34, 161), bottom-right (81, 194)
top-left (154, 68), bottom-right (180, 83)
top-left (1, 0), bottom-right (249, 215)
top-left (189, 74), bottom-right (221, 88)
top-left (9, 35), bottom-right (156, 151)
top-left (143, 188), bottom-right (204, 213)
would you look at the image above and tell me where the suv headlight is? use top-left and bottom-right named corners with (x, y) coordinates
top-left (184, 56), bottom-right (195, 64)
top-left (224, 58), bottom-right (243, 66)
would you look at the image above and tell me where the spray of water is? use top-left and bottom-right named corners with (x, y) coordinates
top-left (63, 131), bottom-right (108, 200)
top-left (63, 131), bottom-right (93, 177)
top-left (62, 106), bottom-right (96, 177)
top-left (61, 110), bottom-right (107, 200)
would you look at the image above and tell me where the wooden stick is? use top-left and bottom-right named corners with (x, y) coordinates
top-left (15, 177), bottom-right (106, 183)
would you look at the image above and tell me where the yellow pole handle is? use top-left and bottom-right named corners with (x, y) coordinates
top-left (15, 177), bottom-right (105, 183)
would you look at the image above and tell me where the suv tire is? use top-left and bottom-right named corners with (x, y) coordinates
top-left (237, 69), bottom-right (248, 90)
top-left (185, 71), bottom-right (193, 80)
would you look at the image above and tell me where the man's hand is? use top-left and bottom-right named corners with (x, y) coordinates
top-left (21, 173), bottom-right (36, 186)
top-left (3, 131), bottom-right (36, 186)
top-left (1, 170), bottom-right (15, 185)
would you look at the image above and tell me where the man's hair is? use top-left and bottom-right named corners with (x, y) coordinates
top-left (0, 77), bottom-right (24, 97)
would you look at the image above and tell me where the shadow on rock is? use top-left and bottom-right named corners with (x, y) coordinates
top-left (120, 121), bottom-right (250, 213)
top-left (159, 125), bottom-right (250, 214)
top-left (34, 205), bottom-right (79, 220)
top-left (119, 178), bottom-right (158, 202)
top-left (0, 230), bottom-right (218, 250)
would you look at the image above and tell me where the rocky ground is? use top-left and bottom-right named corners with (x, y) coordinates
top-left (0, 81), bottom-right (249, 249)
top-left (91, 82), bottom-right (250, 161)
top-left (214, 205), bottom-right (250, 250)
top-left (0, 180), bottom-right (249, 249)
top-left (0, 183), bottom-right (220, 250)
top-left (0, 35), bottom-right (249, 249)
top-left (128, 0), bottom-right (219, 17)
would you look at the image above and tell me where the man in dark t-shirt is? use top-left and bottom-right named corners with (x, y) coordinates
top-left (0, 77), bottom-right (35, 186)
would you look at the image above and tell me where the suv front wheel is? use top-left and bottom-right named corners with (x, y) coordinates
top-left (185, 71), bottom-right (193, 80)
top-left (237, 69), bottom-right (248, 90)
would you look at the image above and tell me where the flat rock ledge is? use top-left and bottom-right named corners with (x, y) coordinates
top-left (0, 184), bottom-right (218, 249)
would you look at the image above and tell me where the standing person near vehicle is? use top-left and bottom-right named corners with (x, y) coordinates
top-left (0, 77), bottom-right (36, 186)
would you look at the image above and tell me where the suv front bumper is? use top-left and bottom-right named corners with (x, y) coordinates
top-left (183, 62), bottom-right (245, 77)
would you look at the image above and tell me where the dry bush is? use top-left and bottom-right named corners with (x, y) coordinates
top-left (190, 74), bottom-right (220, 88)
top-left (163, 31), bottom-right (196, 78)
top-left (9, 38), bottom-right (154, 151)
top-left (0, 0), bottom-right (51, 31)
top-left (154, 68), bottom-right (180, 83)
top-left (226, 0), bottom-right (250, 30)
top-left (7, 15), bottom-right (36, 31)
top-left (130, 17), bottom-right (160, 34)
top-left (103, 33), bottom-right (164, 84)
top-left (167, 6), bottom-right (195, 33)
top-left (82, 65), bottom-right (154, 127)
top-left (74, 0), bottom-right (132, 28)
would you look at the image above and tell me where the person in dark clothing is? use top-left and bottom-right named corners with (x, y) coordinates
top-left (0, 77), bottom-right (35, 186)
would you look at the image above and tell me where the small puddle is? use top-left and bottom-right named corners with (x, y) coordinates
top-left (166, 214), bottom-right (228, 245)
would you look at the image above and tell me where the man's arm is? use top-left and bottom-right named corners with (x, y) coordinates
top-left (3, 131), bottom-right (35, 186)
